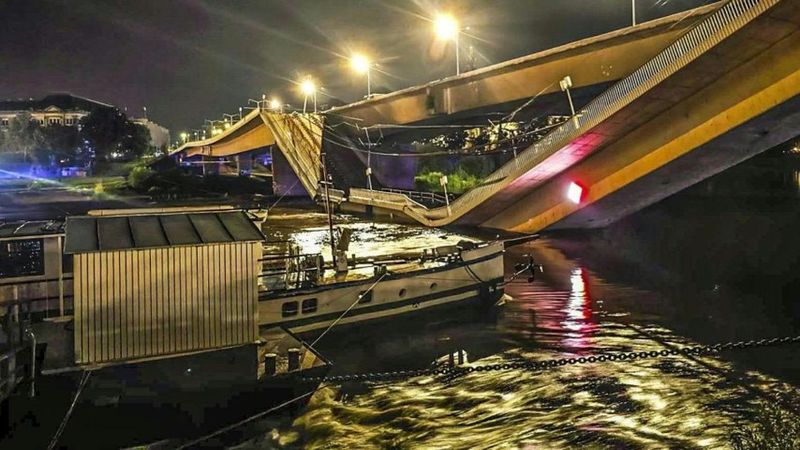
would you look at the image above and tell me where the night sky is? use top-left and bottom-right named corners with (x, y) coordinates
top-left (1, 0), bottom-right (711, 134)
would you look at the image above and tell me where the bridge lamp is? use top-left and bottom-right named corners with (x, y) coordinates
top-left (566, 181), bottom-right (586, 204)
top-left (350, 53), bottom-right (372, 98)
top-left (434, 13), bottom-right (461, 75)
top-left (300, 78), bottom-right (318, 113)
top-left (269, 98), bottom-right (283, 112)
top-left (180, 132), bottom-right (188, 143)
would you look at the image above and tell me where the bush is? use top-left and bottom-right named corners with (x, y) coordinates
top-left (127, 165), bottom-right (155, 190)
top-left (414, 167), bottom-right (483, 194)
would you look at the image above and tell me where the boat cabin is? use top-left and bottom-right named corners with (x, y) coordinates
top-left (63, 210), bottom-right (264, 365)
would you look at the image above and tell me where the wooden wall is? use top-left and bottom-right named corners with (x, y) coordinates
top-left (73, 242), bottom-right (260, 364)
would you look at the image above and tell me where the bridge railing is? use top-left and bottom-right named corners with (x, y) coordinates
top-left (380, 188), bottom-right (456, 207)
top-left (365, 0), bottom-right (778, 226)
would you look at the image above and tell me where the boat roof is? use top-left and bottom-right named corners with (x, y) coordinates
top-left (64, 210), bottom-right (264, 254)
top-left (0, 220), bottom-right (65, 240)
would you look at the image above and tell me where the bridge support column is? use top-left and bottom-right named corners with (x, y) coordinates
top-left (202, 156), bottom-right (219, 176)
top-left (236, 155), bottom-right (252, 176)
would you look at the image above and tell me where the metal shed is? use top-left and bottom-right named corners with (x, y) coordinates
top-left (64, 210), bottom-right (264, 365)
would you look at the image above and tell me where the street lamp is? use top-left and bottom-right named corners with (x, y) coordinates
top-left (350, 53), bottom-right (372, 98)
top-left (180, 132), bottom-right (188, 143)
top-left (269, 98), bottom-right (283, 112)
top-left (300, 78), bottom-right (317, 113)
top-left (631, 0), bottom-right (637, 26)
top-left (434, 13), bottom-right (461, 75)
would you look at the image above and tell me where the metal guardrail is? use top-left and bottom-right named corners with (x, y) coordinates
top-left (381, 188), bottom-right (456, 206)
top-left (0, 346), bottom-right (27, 399)
top-left (351, 0), bottom-right (779, 225)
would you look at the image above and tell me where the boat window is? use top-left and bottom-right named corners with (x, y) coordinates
top-left (281, 301), bottom-right (299, 317)
top-left (430, 282), bottom-right (438, 290)
top-left (302, 298), bottom-right (318, 314)
top-left (358, 290), bottom-right (373, 304)
top-left (0, 239), bottom-right (44, 279)
top-left (399, 288), bottom-right (407, 298)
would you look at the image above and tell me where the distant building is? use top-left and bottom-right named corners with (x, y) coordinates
top-left (133, 117), bottom-right (171, 152)
top-left (0, 93), bottom-right (113, 129)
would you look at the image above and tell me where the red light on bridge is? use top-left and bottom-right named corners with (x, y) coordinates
top-left (566, 181), bottom-right (585, 204)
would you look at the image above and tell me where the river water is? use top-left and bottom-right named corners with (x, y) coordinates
top-left (234, 150), bottom-right (800, 449)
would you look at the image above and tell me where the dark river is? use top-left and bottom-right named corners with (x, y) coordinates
top-left (235, 149), bottom-right (800, 449)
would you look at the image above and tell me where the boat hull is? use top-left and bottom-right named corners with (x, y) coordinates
top-left (259, 242), bottom-right (506, 335)
top-left (2, 343), bottom-right (329, 449)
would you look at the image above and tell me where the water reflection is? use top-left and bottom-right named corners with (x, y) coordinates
top-left (238, 213), bottom-right (799, 449)
top-left (793, 170), bottom-right (800, 195)
top-left (561, 268), bottom-right (595, 351)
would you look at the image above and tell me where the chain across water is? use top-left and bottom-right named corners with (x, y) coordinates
top-left (302, 336), bottom-right (800, 383)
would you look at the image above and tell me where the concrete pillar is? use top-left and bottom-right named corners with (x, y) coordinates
top-left (202, 156), bottom-right (219, 176)
top-left (237, 155), bottom-right (253, 176)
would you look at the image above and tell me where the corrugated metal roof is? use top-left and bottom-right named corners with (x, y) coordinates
top-left (64, 211), bottom-right (264, 253)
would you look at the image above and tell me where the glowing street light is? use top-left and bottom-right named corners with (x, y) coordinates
top-left (180, 132), bottom-right (188, 143)
top-left (350, 53), bottom-right (372, 97)
top-left (434, 13), bottom-right (461, 75)
top-left (269, 98), bottom-right (283, 112)
top-left (300, 78), bottom-right (318, 113)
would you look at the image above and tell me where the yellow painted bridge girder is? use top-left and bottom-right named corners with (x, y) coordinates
top-left (484, 28), bottom-right (800, 233)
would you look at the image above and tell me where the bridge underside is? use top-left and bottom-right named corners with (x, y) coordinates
top-left (483, 7), bottom-right (800, 232)
top-left (550, 93), bottom-right (800, 230)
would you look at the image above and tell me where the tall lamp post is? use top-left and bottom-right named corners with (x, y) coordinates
top-left (300, 78), bottom-right (318, 113)
top-left (350, 53), bottom-right (372, 98)
top-left (434, 13), bottom-right (461, 75)
top-left (631, 0), bottom-right (637, 26)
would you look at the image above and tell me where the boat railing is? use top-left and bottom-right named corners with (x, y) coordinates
top-left (0, 346), bottom-right (30, 400)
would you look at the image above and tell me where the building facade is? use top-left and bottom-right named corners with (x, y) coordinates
top-left (0, 93), bottom-right (113, 129)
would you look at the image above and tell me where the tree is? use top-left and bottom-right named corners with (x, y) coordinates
top-left (118, 121), bottom-right (151, 160)
top-left (1, 112), bottom-right (44, 162)
top-left (79, 107), bottom-right (129, 161)
top-left (79, 108), bottom-right (152, 161)
top-left (40, 125), bottom-right (80, 166)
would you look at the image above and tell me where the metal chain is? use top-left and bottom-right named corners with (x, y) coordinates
top-left (303, 335), bottom-right (800, 383)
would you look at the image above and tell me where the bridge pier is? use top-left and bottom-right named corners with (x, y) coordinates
top-left (201, 156), bottom-right (219, 176)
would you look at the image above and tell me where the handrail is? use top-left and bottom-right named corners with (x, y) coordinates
top-left (381, 188), bottom-right (456, 206)
top-left (348, 0), bottom-right (779, 226)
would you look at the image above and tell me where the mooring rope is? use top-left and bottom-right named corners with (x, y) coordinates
top-left (175, 383), bottom-right (327, 450)
top-left (310, 272), bottom-right (388, 348)
top-left (47, 369), bottom-right (92, 450)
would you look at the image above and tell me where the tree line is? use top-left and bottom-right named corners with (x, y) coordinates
top-left (0, 107), bottom-right (152, 168)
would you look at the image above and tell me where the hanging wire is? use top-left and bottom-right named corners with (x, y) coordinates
top-left (47, 370), bottom-right (93, 450)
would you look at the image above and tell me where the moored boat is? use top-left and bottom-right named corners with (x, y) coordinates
top-left (0, 209), bottom-right (330, 449)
